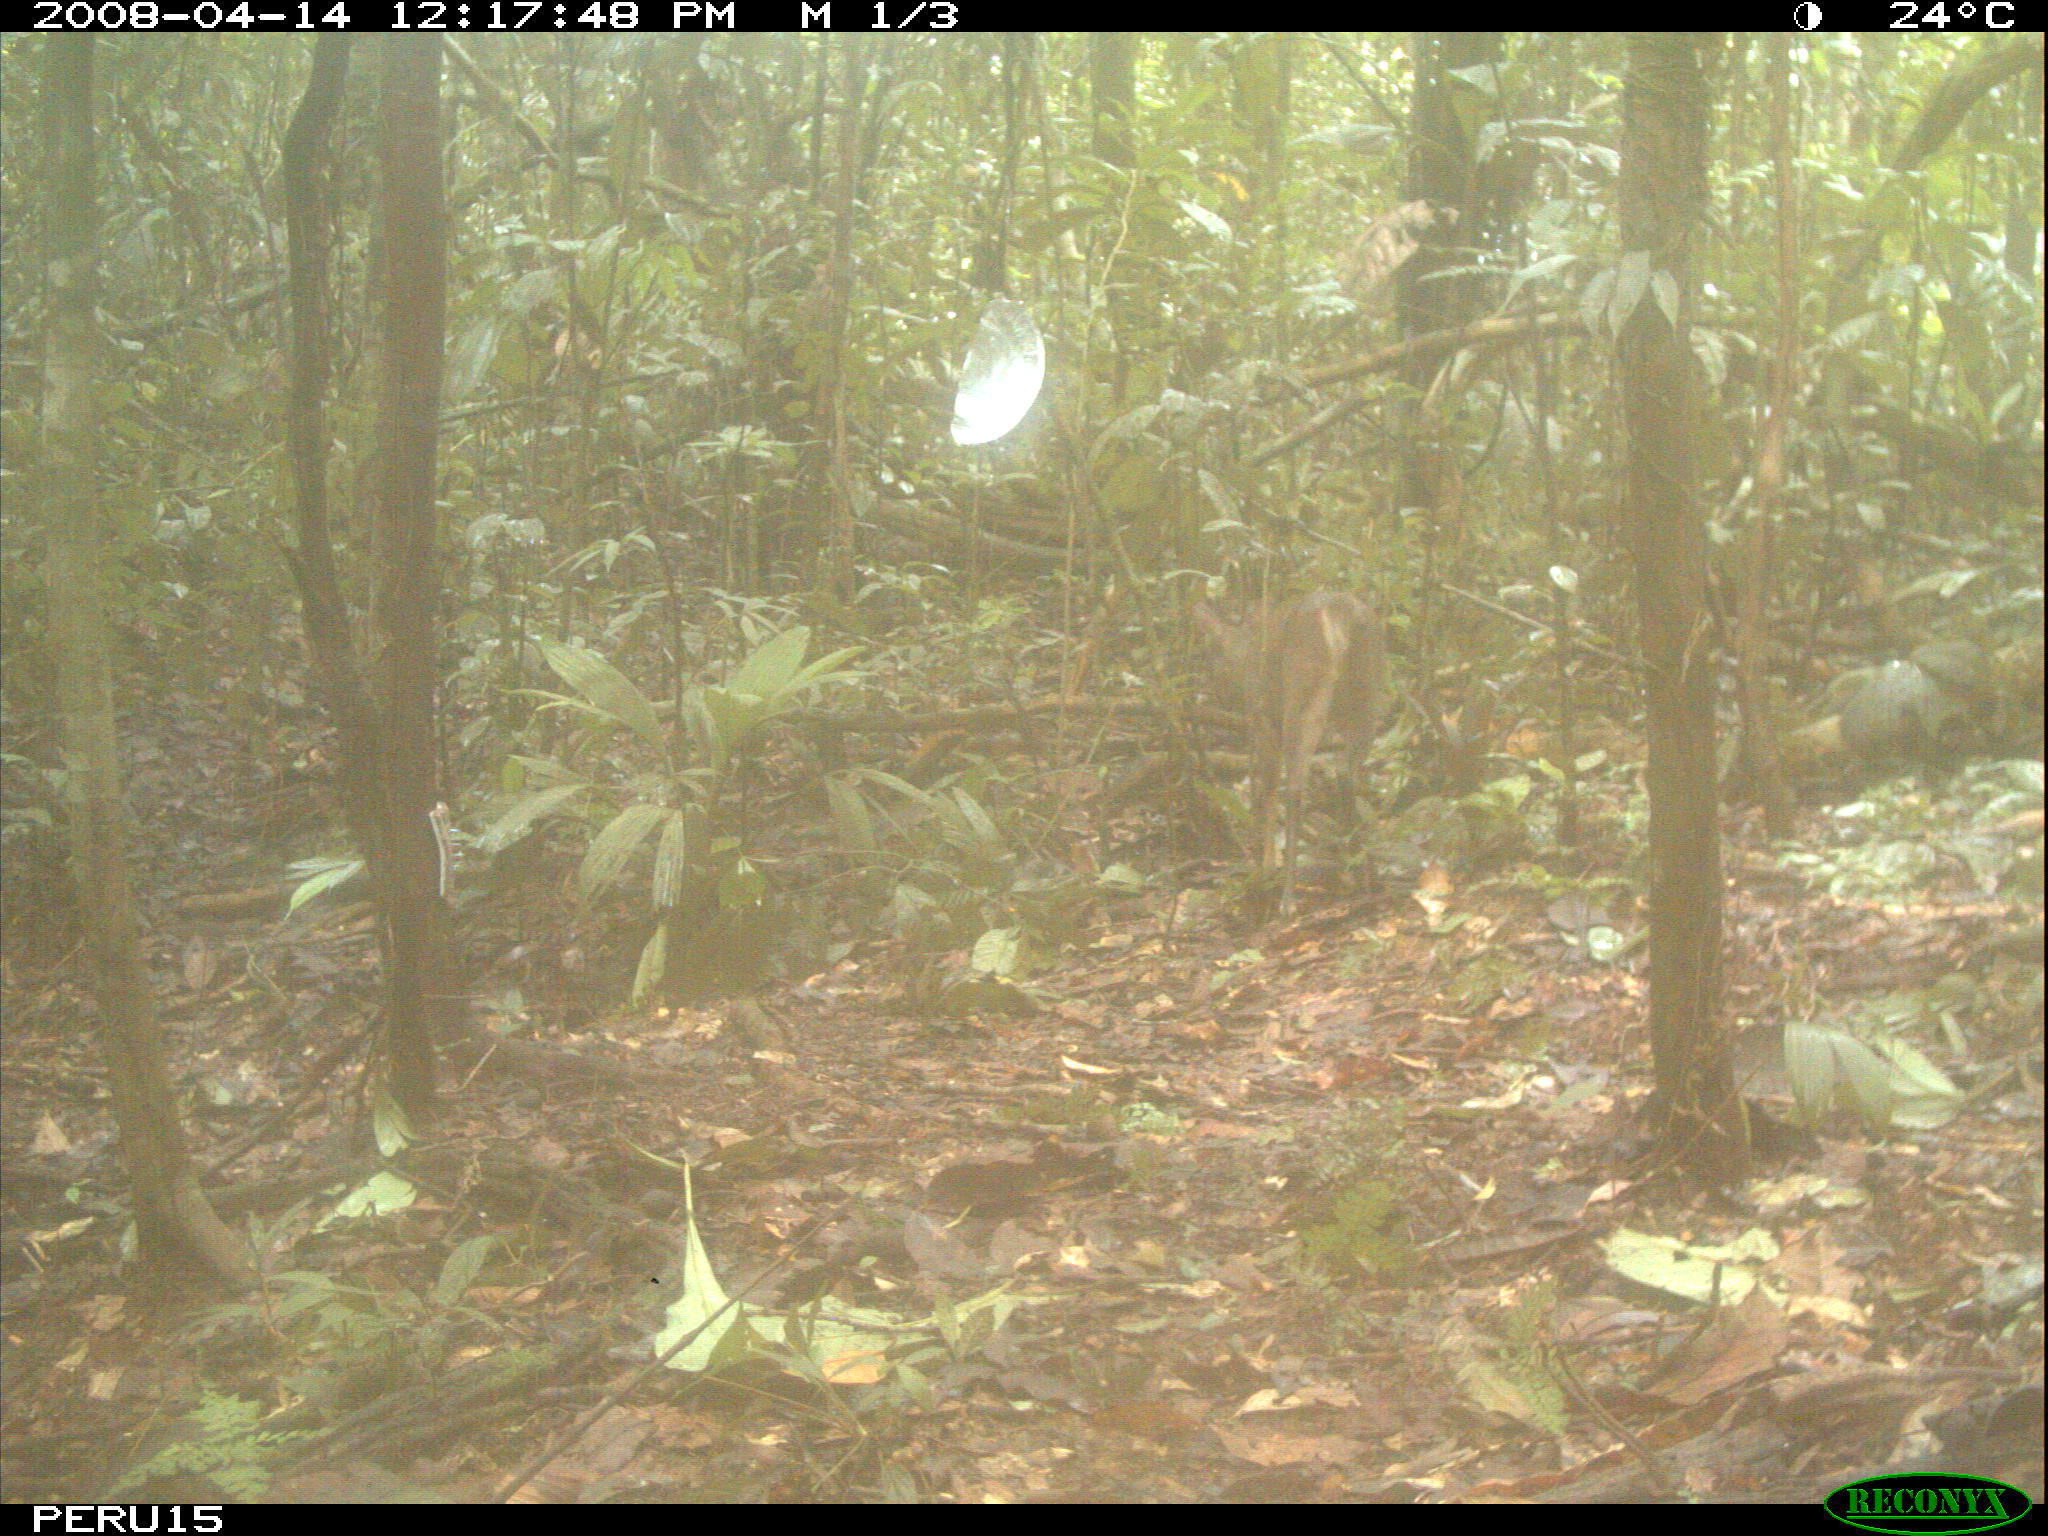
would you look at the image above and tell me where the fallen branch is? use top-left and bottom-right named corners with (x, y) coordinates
top-left (787, 695), bottom-right (1236, 737)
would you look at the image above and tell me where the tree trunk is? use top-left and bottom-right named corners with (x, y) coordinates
top-left (1618, 33), bottom-right (1746, 1183)
top-left (38, 37), bottom-right (252, 1290)
top-left (1735, 36), bottom-right (1796, 839)
top-left (369, 35), bottom-right (455, 1118)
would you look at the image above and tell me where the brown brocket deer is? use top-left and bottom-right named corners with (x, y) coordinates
top-left (1194, 590), bottom-right (1388, 913)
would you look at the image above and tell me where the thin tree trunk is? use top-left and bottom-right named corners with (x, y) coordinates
top-left (38, 36), bottom-right (252, 1290)
top-left (1736, 37), bottom-right (1796, 838)
top-left (369, 35), bottom-right (455, 1118)
top-left (1618, 33), bottom-right (1745, 1183)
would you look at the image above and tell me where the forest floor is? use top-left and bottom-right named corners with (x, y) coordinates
top-left (1, 664), bottom-right (2041, 1505)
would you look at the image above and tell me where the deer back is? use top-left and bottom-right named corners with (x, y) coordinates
top-left (1195, 591), bottom-right (1387, 747)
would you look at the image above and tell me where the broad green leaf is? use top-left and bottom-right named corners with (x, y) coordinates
top-left (1097, 863), bottom-right (1146, 894)
top-left (504, 754), bottom-right (581, 790)
top-left (1578, 265), bottom-right (1617, 337)
top-left (1599, 1225), bottom-right (1774, 1306)
top-left (971, 927), bottom-right (1023, 977)
top-left (652, 809), bottom-right (697, 910)
top-left (853, 767), bottom-right (939, 808)
top-left (698, 687), bottom-right (762, 759)
top-left (538, 640), bottom-right (662, 746)
top-left (433, 1235), bottom-right (499, 1306)
top-left (1869, 1037), bottom-right (1963, 1130)
top-left (947, 788), bottom-right (1004, 851)
top-left (654, 1168), bottom-right (752, 1374)
top-left (723, 626), bottom-right (810, 698)
top-left (1784, 1022), bottom-right (1893, 1131)
top-left (783, 645), bottom-right (864, 696)
top-left (371, 1087), bottom-right (415, 1157)
top-left (320, 1171), bottom-right (418, 1228)
top-left (632, 919), bottom-right (669, 1005)
top-left (580, 802), bottom-right (669, 896)
top-left (478, 781), bottom-right (589, 854)
top-left (287, 858), bottom-right (364, 914)
top-left (781, 1304), bottom-right (896, 1385)
top-left (1612, 250), bottom-right (1652, 337)
top-left (825, 774), bottom-right (879, 855)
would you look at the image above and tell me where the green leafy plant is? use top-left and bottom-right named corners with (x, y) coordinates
top-left (1456, 772), bottom-right (1536, 863)
top-left (112, 1392), bottom-right (304, 1502)
top-left (478, 623), bottom-right (863, 1000)
top-left (652, 1165), bottom-right (1020, 1398)
top-left (1296, 1176), bottom-right (1415, 1282)
top-left (1443, 1281), bottom-right (1570, 1437)
top-left (1289, 1104), bottom-right (1420, 1283)
top-left (284, 854), bottom-right (365, 914)
top-left (1782, 1017), bottom-right (1964, 1132)
top-left (822, 765), bottom-right (1041, 971)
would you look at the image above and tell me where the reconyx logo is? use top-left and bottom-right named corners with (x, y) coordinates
top-left (1825, 1473), bottom-right (2035, 1534)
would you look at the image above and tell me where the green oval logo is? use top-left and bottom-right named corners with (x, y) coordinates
top-left (1825, 1473), bottom-right (2034, 1535)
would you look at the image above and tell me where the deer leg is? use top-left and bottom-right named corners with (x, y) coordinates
top-left (1279, 687), bottom-right (1335, 915)
top-left (1247, 710), bottom-right (1279, 876)
top-left (1342, 735), bottom-right (1379, 896)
